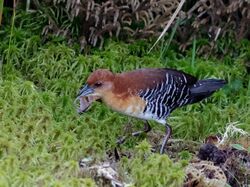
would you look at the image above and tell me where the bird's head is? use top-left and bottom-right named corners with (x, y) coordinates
top-left (75, 69), bottom-right (115, 114)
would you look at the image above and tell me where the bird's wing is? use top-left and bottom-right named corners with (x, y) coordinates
top-left (114, 68), bottom-right (197, 95)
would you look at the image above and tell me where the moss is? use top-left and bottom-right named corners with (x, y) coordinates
top-left (125, 141), bottom-right (187, 187)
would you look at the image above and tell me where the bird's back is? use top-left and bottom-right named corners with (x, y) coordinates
top-left (114, 68), bottom-right (197, 94)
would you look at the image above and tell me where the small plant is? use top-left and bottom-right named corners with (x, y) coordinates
top-left (178, 150), bottom-right (192, 161)
top-left (126, 141), bottom-right (187, 187)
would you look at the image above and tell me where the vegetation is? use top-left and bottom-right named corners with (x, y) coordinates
top-left (27, 0), bottom-right (250, 54)
top-left (123, 141), bottom-right (187, 186)
top-left (0, 6), bottom-right (249, 187)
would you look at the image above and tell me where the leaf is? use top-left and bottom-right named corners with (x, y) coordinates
top-left (231, 144), bottom-right (245, 151)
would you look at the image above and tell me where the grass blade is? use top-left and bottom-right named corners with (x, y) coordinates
top-left (160, 19), bottom-right (180, 60)
top-left (148, 0), bottom-right (186, 53)
top-left (191, 36), bottom-right (196, 69)
top-left (7, 0), bottom-right (16, 64)
top-left (0, 0), bottom-right (3, 26)
top-left (26, 0), bottom-right (30, 12)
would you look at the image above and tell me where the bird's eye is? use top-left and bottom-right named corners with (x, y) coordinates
top-left (94, 82), bottom-right (102, 87)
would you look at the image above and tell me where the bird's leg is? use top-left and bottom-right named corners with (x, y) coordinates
top-left (116, 121), bottom-right (151, 145)
top-left (160, 123), bottom-right (172, 154)
top-left (116, 136), bottom-right (127, 145)
top-left (132, 121), bottom-right (151, 137)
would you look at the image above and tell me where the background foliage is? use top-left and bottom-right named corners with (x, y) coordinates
top-left (25, 0), bottom-right (250, 55)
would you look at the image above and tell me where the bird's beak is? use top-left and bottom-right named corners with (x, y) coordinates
top-left (77, 84), bottom-right (94, 97)
top-left (75, 84), bottom-right (99, 114)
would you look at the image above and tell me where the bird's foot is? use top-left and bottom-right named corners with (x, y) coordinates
top-left (114, 147), bottom-right (120, 161)
top-left (116, 121), bottom-right (151, 144)
top-left (116, 136), bottom-right (127, 145)
top-left (131, 121), bottom-right (151, 137)
top-left (132, 131), bottom-right (144, 137)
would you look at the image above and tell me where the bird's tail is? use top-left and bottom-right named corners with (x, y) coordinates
top-left (189, 79), bottom-right (227, 104)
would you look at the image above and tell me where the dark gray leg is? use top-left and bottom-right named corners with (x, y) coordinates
top-left (160, 124), bottom-right (172, 154)
top-left (132, 121), bottom-right (151, 136)
top-left (116, 121), bottom-right (151, 144)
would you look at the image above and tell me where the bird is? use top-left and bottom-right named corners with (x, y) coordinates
top-left (75, 68), bottom-right (226, 154)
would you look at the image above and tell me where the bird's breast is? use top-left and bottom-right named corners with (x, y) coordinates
top-left (102, 91), bottom-right (146, 117)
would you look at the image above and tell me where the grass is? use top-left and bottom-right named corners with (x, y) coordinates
top-left (0, 0), bottom-right (3, 26)
top-left (0, 10), bottom-right (250, 186)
